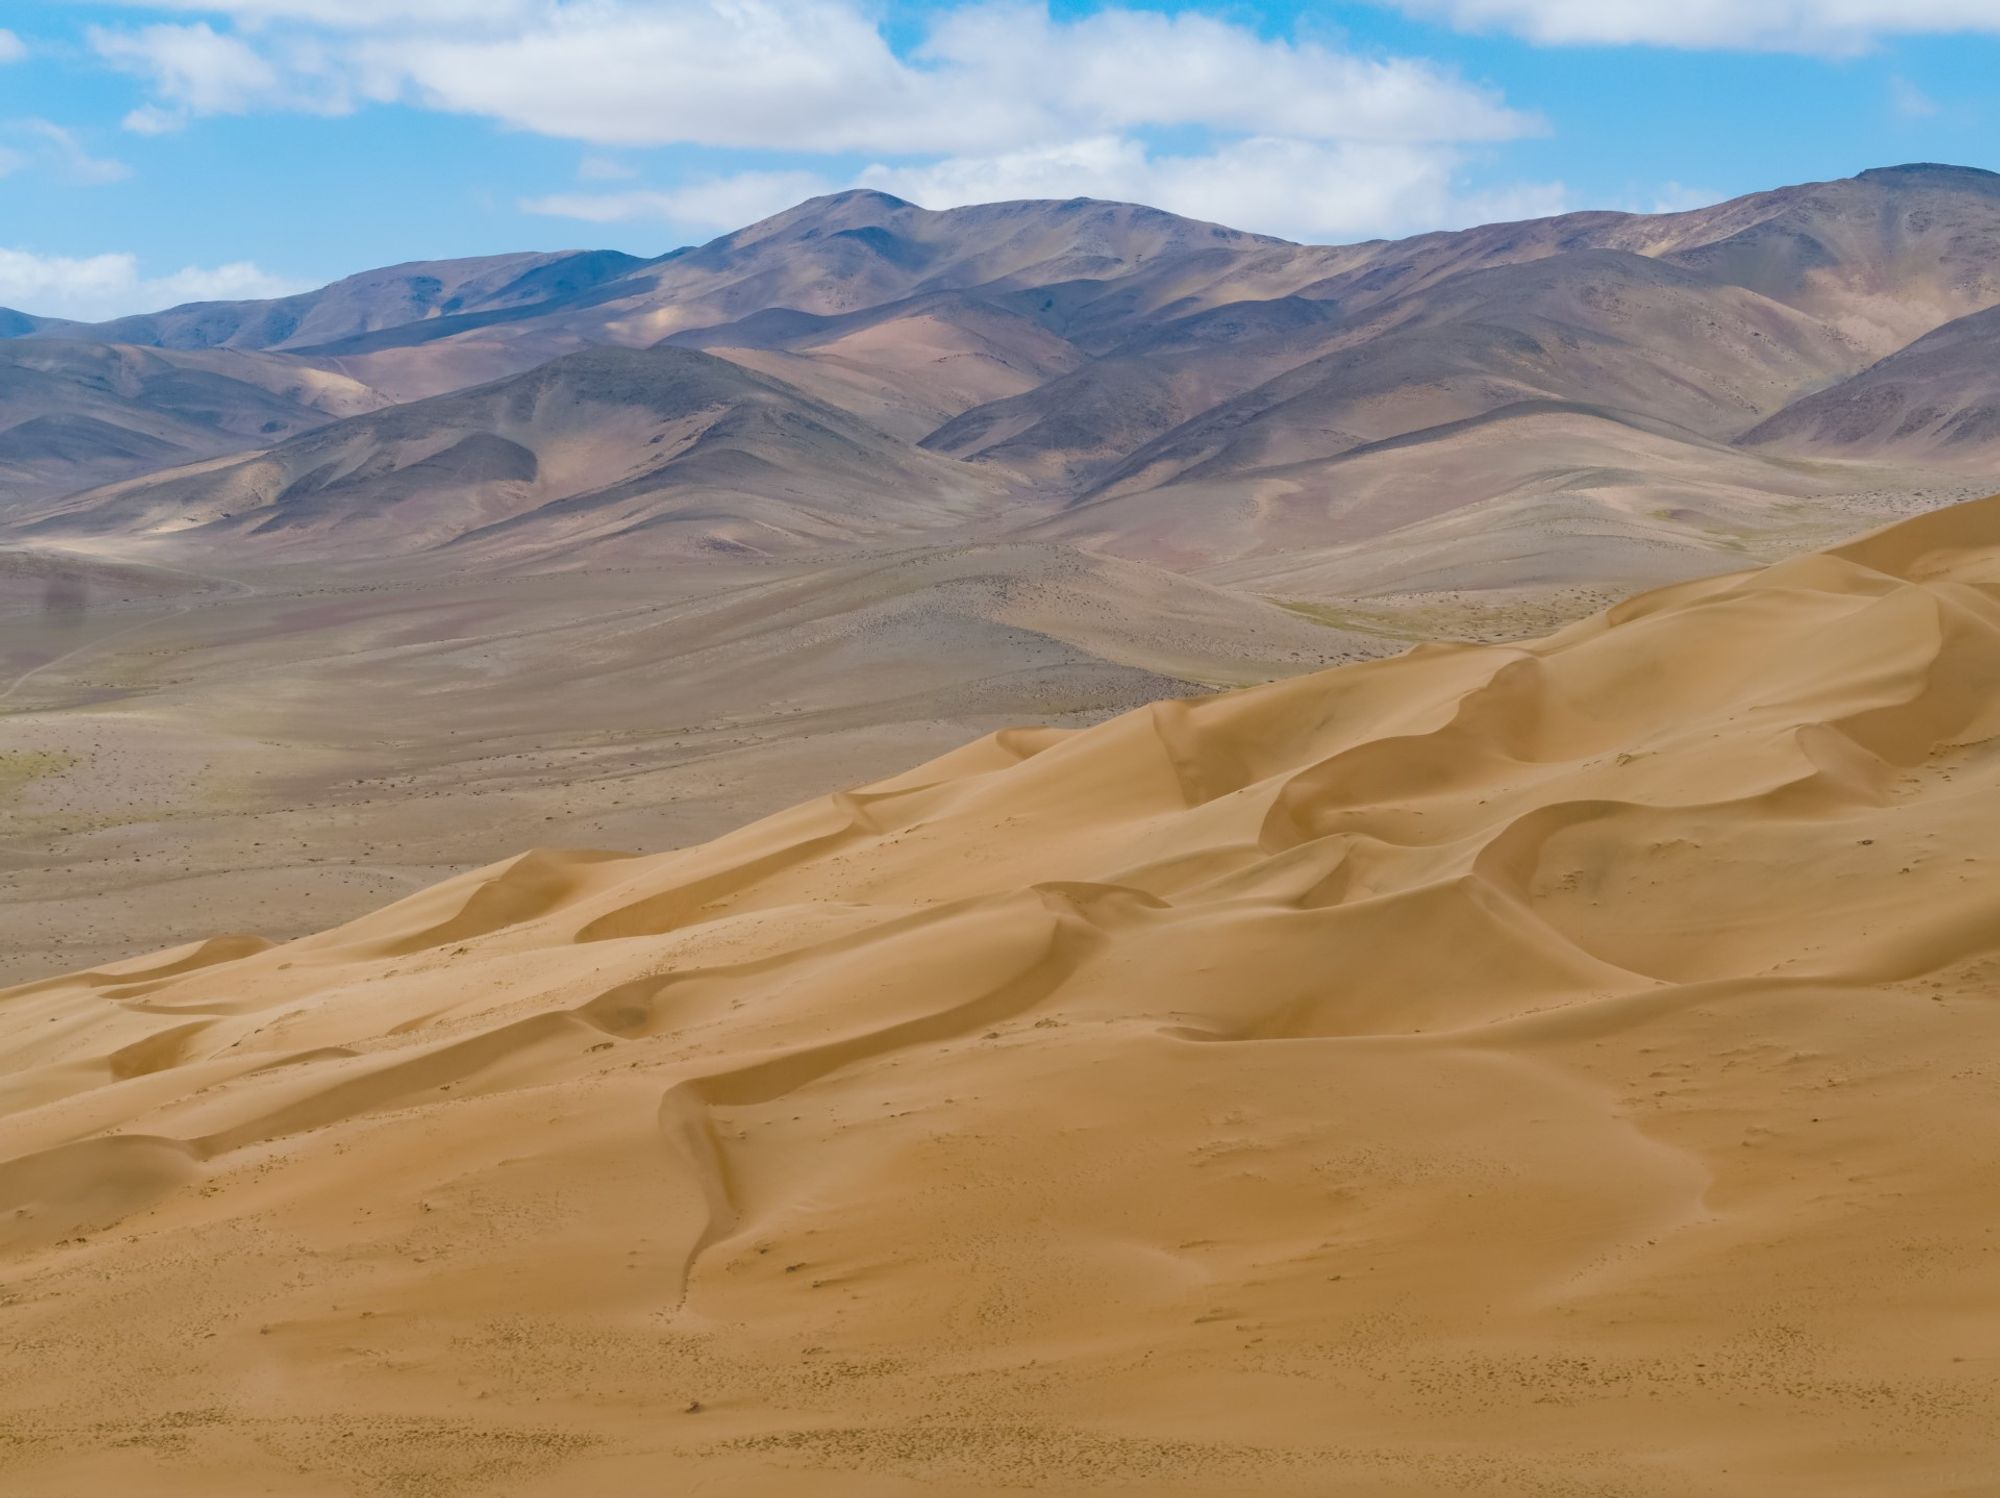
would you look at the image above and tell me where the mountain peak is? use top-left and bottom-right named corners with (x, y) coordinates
top-left (1855, 162), bottom-right (2000, 190)
top-left (748, 188), bottom-right (920, 233)
top-left (812, 188), bottom-right (918, 211)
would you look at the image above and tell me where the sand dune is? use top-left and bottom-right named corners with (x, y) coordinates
top-left (4, 496), bottom-right (2000, 1491)
top-left (0, 539), bottom-right (1363, 987)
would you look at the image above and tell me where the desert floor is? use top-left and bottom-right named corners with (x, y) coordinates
top-left (4, 492), bottom-right (2000, 1494)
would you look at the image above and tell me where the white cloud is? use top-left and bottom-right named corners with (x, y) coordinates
top-left (81, 2), bottom-right (1562, 244)
top-left (122, 103), bottom-right (186, 135)
top-left (363, 1), bottom-right (1533, 151)
top-left (90, 20), bottom-right (349, 129)
top-left (89, 0), bottom-right (536, 28)
top-left (0, 30), bottom-right (26, 64)
top-left (1890, 76), bottom-right (1940, 118)
top-left (1384, 0), bottom-right (2000, 52)
top-left (531, 138), bottom-right (1567, 244)
top-left (91, 23), bottom-right (280, 128)
top-left (150, 261), bottom-right (313, 304)
top-left (1643, 181), bottom-right (1720, 213)
top-left (576, 155), bottom-right (638, 182)
top-left (75, 2), bottom-right (1541, 156)
top-left (15, 120), bottom-right (133, 185)
top-left (525, 170), bottom-right (835, 229)
top-left (0, 121), bottom-right (132, 186)
top-left (858, 136), bottom-right (1568, 241)
top-left (364, 2), bottom-right (983, 152)
top-left (0, 248), bottom-right (310, 320)
top-left (919, 6), bottom-right (1530, 144)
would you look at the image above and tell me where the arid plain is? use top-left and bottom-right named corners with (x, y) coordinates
top-left (4, 165), bottom-right (2000, 1494)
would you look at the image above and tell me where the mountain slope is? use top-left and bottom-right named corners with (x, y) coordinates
top-left (19, 344), bottom-right (1004, 561)
top-left (0, 341), bottom-right (388, 505)
top-left (1640, 162), bottom-right (2000, 352)
top-left (0, 309), bottom-right (74, 339)
top-left (15, 165), bottom-right (1999, 395)
top-left (6, 166), bottom-right (1998, 587)
top-left (1741, 300), bottom-right (2000, 463)
top-left (665, 289), bottom-right (1088, 441)
top-left (26, 249), bottom-right (649, 355)
top-left (1036, 400), bottom-right (1875, 594)
top-left (296, 191), bottom-right (1329, 401)
top-left (5, 495), bottom-right (2000, 1492)
top-left (1289, 161), bottom-right (2000, 354)
top-left (937, 245), bottom-right (1863, 497)
top-left (908, 166), bottom-right (2000, 530)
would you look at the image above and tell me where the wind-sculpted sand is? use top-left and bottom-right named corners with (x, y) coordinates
top-left (6, 498), bottom-right (2000, 1495)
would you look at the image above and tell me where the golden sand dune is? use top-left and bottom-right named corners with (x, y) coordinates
top-left (7, 498), bottom-right (2000, 1494)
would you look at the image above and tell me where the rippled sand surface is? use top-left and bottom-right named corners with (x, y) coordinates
top-left (6, 496), bottom-right (2000, 1495)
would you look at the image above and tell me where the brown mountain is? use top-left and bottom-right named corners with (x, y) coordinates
top-left (24, 250), bottom-right (648, 356)
top-left (664, 289), bottom-right (1087, 442)
top-left (288, 192), bottom-right (1321, 402)
top-left (6, 165), bottom-right (1998, 592)
top-left (924, 164), bottom-right (2000, 494)
top-left (20, 345), bottom-right (1003, 562)
top-left (0, 340), bottom-right (387, 505)
top-left (1741, 300), bottom-right (2000, 463)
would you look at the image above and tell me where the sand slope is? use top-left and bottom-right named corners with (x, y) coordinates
top-left (0, 539), bottom-right (1367, 988)
top-left (6, 498), bottom-right (2000, 1493)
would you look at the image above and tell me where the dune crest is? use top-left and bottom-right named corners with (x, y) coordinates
top-left (7, 499), bottom-right (2000, 1492)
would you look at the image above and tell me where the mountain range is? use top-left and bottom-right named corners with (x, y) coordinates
top-left (6, 151), bottom-right (2000, 1498)
top-left (4, 163), bottom-right (1998, 596)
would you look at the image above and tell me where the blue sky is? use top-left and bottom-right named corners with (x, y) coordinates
top-left (1, 0), bottom-right (1996, 318)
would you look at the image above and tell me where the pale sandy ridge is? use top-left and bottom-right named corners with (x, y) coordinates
top-left (6, 497), bottom-right (2000, 1493)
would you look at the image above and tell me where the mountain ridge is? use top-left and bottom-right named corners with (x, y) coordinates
top-left (18, 343), bottom-right (1004, 561)
top-left (6, 164), bottom-right (1997, 594)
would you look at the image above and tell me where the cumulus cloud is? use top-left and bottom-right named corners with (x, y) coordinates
top-left (91, 20), bottom-right (351, 130)
top-left (857, 137), bottom-right (1569, 241)
top-left (1384, 0), bottom-right (2000, 52)
top-left (363, 1), bottom-right (1533, 152)
top-left (576, 155), bottom-right (638, 182)
top-left (917, 6), bottom-right (1528, 143)
top-left (92, 22), bottom-right (282, 129)
top-left (83, 1), bottom-right (1566, 242)
top-left (0, 248), bottom-right (309, 320)
top-left (89, 2), bottom-right (1533, 151)
top-left (16, 121), bottom-right (133, 185)
top-left (525, 170), bottom-right (835, 229)
top-left (0, 121), bottom-right (132, 185)
top-left (1889, 76), bottom-right (1940, 118)
top-left (530, 139), bottom-right (1568, 243)
top-left (87, 0), bottom-right (537, 27)
top-left (1642, 181), bottom-right (1722, 213)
